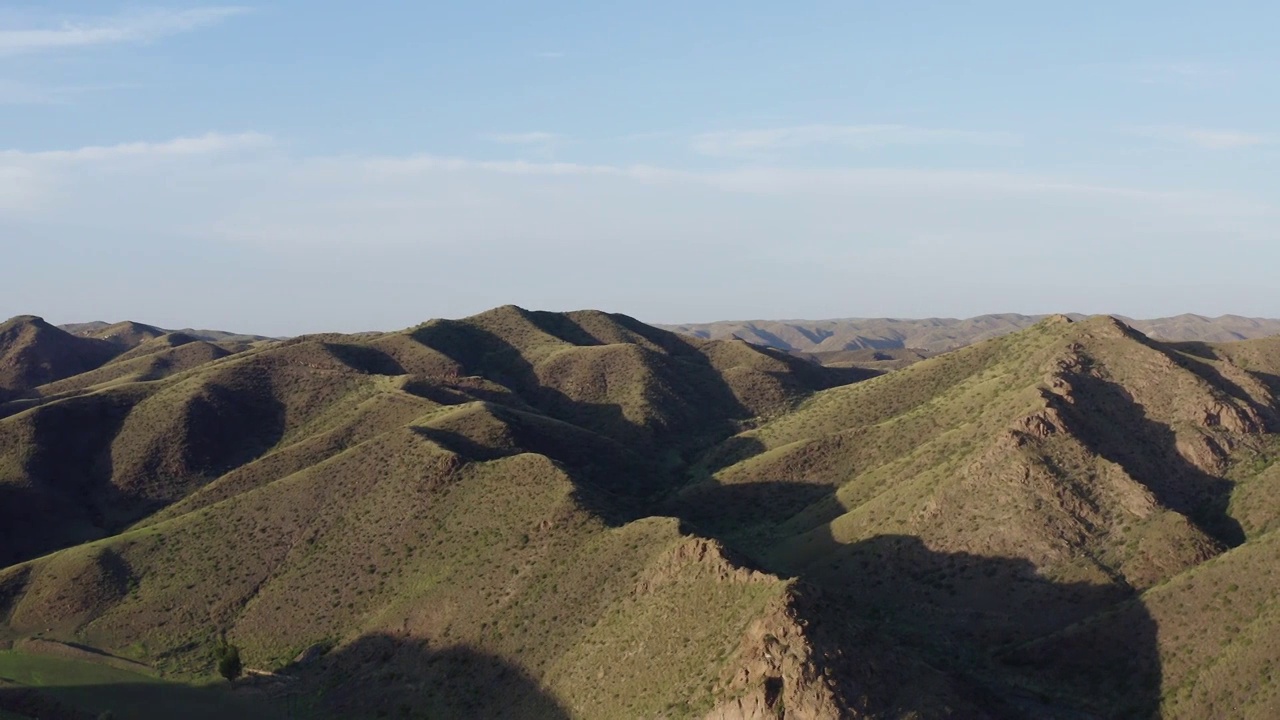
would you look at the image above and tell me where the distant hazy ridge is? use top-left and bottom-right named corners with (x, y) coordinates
top-left (664, 313), bottom-right (1280, 352)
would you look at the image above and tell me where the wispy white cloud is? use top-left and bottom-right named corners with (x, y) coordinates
top-left (4, 133), bottom-right (1273, 262)
top-left (0, 132), bottom-right (272, 162)
top-left (1119, 61), bottom-right (1235, 87)
top-left (0, 6), bottom-right (249, 56)
top-left (1135, 125), bottom-right (1272, 150)
top-left (359, 154), bottom-right (628, 179)
top-left (0, 79), bottom-right (139, 105)
top-left (691, 124), bottom-right (1020, 157)
top-left (483, 132), bottom-right (564, 145)
top-left (0, 132), bottom-right (270, 214)
top-left (6, 131), bottom-right (1276, 327)
top-left (0, 79), bottom-right (68, 104)
top-left (480, 131), bottom-right (567, 160)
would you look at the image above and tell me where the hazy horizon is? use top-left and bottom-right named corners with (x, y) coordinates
top-left (18, 307), bottom-right (1280, 340)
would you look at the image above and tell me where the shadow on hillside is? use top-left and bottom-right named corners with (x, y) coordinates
top-left (671, 482), bottom-right (1162, 719)
top-left (182, 380), bottom-right (288, 482)
top-left (321, 342), bottom-right (407, 377)
top-left (407, 423), bottom-right (646, 526)
top-left (1157, 342), bottom-right (1277, 430)
top-left (0, 675), bottom-right (276, 720)
top-left (405, 312), bottom-right (859, 508)
top-left (408, 324), bottom-right (639, 453)
top-left (0, 393), bottom-right (136, 567)
top-left (300, 633), bottom-right (570, 719)
top-left (1252, 371), bottom-right (1280, 403)
top-left (0, 373), bottom-right (289, 567)
top-left (0, 636), bottom-right (570, 720)
top-left (1055, 372), bottom-right (1246, 547)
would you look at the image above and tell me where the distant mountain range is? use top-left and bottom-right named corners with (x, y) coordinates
top-left (664, 313), bottom-right (1280, 353)
top-left (59, 320), bottom-right (274, 345)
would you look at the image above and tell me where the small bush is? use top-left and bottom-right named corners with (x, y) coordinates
top-left (213, 634), bottom-right (244, 682)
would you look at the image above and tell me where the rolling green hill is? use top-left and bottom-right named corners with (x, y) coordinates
top-left (2, 309), bottom-right (1279, 718)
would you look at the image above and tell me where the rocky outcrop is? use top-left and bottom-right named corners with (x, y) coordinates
top-left (636, 536), bottom-right (771, 595)
top-left (706, 590), bottom-right (848, 720)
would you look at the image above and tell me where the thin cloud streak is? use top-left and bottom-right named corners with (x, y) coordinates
top-left (1135, 125), bottom-right (1272, 150)
top-left (0, 132), bottom-right (272, 161)
top-left (0, 79), bottom-right (140, 105)
top-left (6, 132), bottom-right (1276, 328)
top-left (0, 6), bottom-right (250, 56)
top-left (5, 133), bottom-right (1259, 207)
top-left (4, 133), bottom-right (1273, 250)
top-left (1119, 60), bottom-right (1236, 86)
top-left (356, 152), bottom-right (1196, 203)
top-left (483, 132), bottom-right (564, 145)
top-left (691, 124), bottom-right (1021, 157)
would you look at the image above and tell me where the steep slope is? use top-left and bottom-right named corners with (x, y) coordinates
top-left (0, 316), bottom-right (121, 398)
top-left (672, 315), bottom-right (1280, 717)
top-left (666, 313), bottom-right (1280, 353)
top-left (1013, 524), bottom-right (1280, 720)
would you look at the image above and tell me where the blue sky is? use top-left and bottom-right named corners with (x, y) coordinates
top-left (1, 2), bottom-right (1277, 334)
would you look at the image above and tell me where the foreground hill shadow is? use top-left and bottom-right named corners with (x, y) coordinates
top-left (673, 482), bottom-right (1162, 719)
top-left (0, 634), bottom-right (569, 720)
top-left (299, 633), bottom-right (570, 719)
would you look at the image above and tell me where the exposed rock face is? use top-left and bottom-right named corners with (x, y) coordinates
top-left (1012, 405), bottom-right (1067, 440)
top-left (637, 537), bottom-right (770, 595)
top-left (1198, 400), bottom-right (1262, 434)
top-left (706, 590), bottom-right (847, 720)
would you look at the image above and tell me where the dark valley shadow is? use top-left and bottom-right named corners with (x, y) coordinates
top-left (0, 634), bottom-right (570, 720)
top-left (0, 392), bottom-right (136, 566)
top-left (671, 481), bottom-right (1163, 720)
top-left (296, 633), bottom-right (571, 720)
top-left (405, 311), bottom-right (865, 517)
top-left (0, 369), bottom-right (288, 567)
top-left (1053, 371), bottom-right (1246, 547)
top-left (0, 672), bottom-right (274, 720)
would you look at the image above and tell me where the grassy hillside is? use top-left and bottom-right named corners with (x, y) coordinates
top-left (2, 309), bottom-right (1279, 718)
top-left (672, 315), bottom-right (1280, 717)
top-left (1, 306), bottom-right (862, 718)
top-left (0, 648), bottom-right (285, 720)
top-left (0, 317), bottom-right (122, 397)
